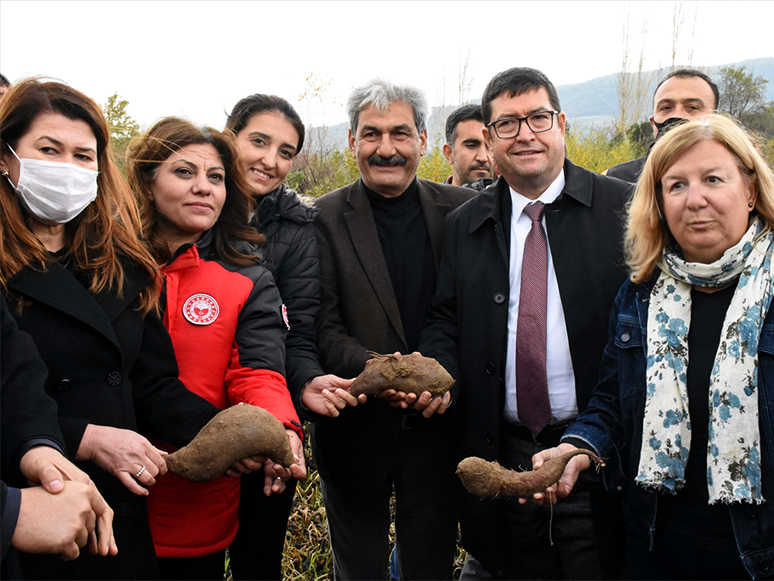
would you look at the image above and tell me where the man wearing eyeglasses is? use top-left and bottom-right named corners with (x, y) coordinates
top-left (420, 67), bottom-right (629, 579)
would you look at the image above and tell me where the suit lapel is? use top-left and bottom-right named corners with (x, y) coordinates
top-left (545, 199), bottom-right (594, 322)
top-left (545, 162), bottom-right (595, 358)
top-left (344, 181), bottom-right (406, 344)
top-left (417, 181), bottom-right (451, 271)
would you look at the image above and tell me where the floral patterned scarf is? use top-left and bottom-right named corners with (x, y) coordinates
top-left (637, 217), bottom-right (773, 504)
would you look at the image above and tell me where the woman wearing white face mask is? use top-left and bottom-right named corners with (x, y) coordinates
top-left (5, 141), bottom-right (98, 224)
top-left (0, 79), bottom-right (224, 580)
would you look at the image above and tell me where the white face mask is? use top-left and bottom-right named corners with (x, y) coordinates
top-left (4, 145), bottom-right (99, 225)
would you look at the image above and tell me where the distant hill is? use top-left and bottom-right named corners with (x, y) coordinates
top-left (309, 57), bottom-right (774, 148)
top-left (558, 57), bottom-right (774, 129)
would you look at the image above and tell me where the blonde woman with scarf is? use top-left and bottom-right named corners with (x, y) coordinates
top-left (528, 115), bottom-right (774, 580)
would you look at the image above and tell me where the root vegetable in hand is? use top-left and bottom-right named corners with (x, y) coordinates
top-left (350, 352), bottom-right (454, 398)
top-left (165, 405), bottom-right (295, 483)
top-left (457, 450), bottom-right (605, 498)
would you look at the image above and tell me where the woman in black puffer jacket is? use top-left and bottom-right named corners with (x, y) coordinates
top-left (225, 94), bottom-right (363, 580)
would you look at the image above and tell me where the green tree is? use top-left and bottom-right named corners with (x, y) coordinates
top-left (625, 120), bottom-right (654, 157)
top-left (745, 101), bottom-right (774, 139)
top-left (566, 126), bottom-right (639, 174)
top-left (717, 65), bottom-right (774, 145)
top-left (103, 93), bottom-right (140, 174)
top-left (293, 148), bottom-right (359, 199)
top-left (293, 73), bottom-right (352, 198)
top-left (717, 65), bottom-right (769, 120)
top-left (104, 93), bottom-right (140, 140)
top-left (417, 144), bottom-right (452, 183)
top-left (761, 135), bottom-right (774, 168)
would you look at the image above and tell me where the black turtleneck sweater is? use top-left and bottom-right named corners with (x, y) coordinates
top-left (657, 283), bottom-right (737, 554)
top-left (364, 180), bottom-right (436, 353)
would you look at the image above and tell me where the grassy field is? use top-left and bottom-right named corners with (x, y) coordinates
top-left (276, 435), bottom-right (467, 580)
top-left (281, 466), bottom-right (334, 579)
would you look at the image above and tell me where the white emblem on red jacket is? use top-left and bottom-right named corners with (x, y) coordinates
top-left (282, 303), bottom-right (290, 330)
top-left (183, 294), bottom-right (219, 325)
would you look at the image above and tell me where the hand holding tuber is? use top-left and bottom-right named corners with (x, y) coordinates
top-left (301, 374), bottom-right (365, 417)
top-left (165, 405), bottom-right (295, 483)
top-left (351, 352), bottom-right (454, 399)
top-left (457, 447), bottom-right (604, 500)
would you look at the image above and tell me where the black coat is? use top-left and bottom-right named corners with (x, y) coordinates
top-left (253, 184), bottom-right (323, 409)
top-left (606, 155), bottom-right (646, 183)
top-left (1, 294), bottom-right (66, 565)
top-left (1, 294), bottom-right (65, 476)
top-left (420, 160), bottom-right (631, 574)
top-left (312, 178), bottom-right (473, 489)
top-left (5, 259), bottom-right (219, 580)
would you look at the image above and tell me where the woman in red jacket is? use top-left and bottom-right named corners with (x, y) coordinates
top-left (127, 118), bottom-right (305, 580)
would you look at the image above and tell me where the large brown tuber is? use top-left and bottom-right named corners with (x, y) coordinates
top-left (457, 450), bottom-right (605, 498)
top-left (350, 352), bottom-right (454, 398)
top-left (165, 405), bottom-right (295, 483)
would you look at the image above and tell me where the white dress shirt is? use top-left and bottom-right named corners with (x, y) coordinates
top-left (503, 170), bottom-right (578, 424)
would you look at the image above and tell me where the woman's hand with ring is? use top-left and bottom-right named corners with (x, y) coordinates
top-left (262, 463), bottom-right (287, 496)
top-left (76, 424), bottom-right (167, 496)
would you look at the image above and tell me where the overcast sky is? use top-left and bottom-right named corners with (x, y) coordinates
top-left (1, 1), bottom-right (772, 131)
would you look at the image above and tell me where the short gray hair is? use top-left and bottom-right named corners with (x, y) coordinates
top-left (347, 79), bottom-right (429, 134)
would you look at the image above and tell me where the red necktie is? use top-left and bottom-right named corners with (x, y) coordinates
top-left (516, 202), bottom-right (551, 435)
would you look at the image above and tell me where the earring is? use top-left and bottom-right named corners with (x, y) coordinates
top-left (749, 202), bottom-right (754, 208)
top-left (1, 169), bottom-right (7, 177)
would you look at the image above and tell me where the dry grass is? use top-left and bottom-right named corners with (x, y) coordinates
top-left (282, 467), bottom-right (334, 580)
top-left (277, 433), bottom-right (467, 580)
top-left (224, 430), bottom-right (466, 580)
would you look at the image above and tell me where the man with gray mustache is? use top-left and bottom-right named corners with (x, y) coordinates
top-left (312, 79), bottom-right (473, 580)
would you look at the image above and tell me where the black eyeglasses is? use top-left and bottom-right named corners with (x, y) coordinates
top-left (486, 111), bottom-right (559, 139)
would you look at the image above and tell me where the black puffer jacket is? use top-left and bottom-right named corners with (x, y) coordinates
top-left (252, 184), bottom-right (323, 413)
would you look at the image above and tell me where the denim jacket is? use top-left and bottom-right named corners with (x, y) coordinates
top-left (563, 273), bottom-right (774, 579)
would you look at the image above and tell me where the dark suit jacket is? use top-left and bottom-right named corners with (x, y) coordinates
top-left (606, 155), bottom-right (646, 183)
top-left (420, 160), bottom-right (631, 575)
top-left (6, 259), bottom-right (218, 580)
top-left (312, 178), bottom-right (473, 489)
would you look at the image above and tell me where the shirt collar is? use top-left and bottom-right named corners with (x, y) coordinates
top-left (508, 169), bottom-right (566, 218)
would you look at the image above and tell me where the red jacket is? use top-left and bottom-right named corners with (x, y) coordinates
top-left (146, 232), bottom-right (301, 557)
